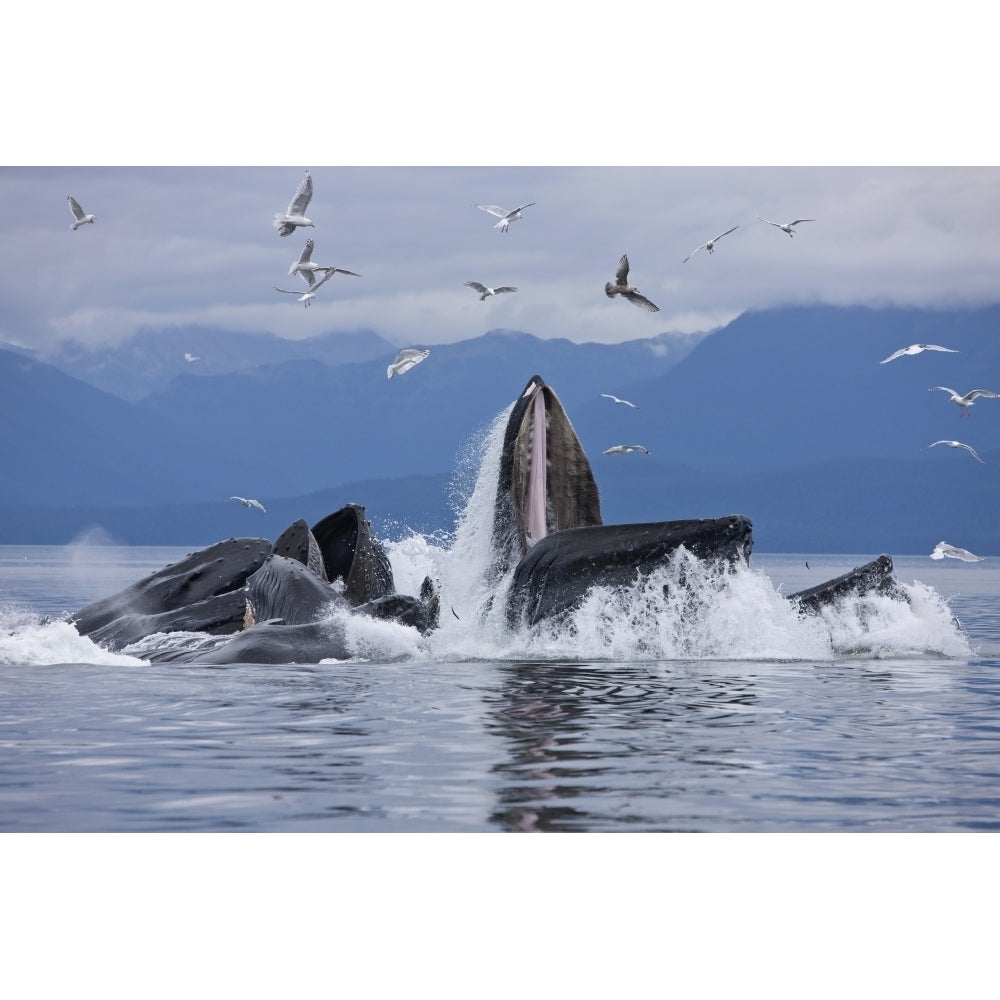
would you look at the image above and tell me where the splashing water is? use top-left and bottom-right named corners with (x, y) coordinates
top-left (380, 417), bottom-right (971, 663)
top-left (0, 401), bottom-right (974, 665)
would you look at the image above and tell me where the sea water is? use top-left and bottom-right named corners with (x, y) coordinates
top-left (0, 408), bottom-right (998, 831)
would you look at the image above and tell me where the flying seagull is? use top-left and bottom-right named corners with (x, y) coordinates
top-left (67, 196), bottom-right (96, 230)
top-left (928, 386), bottom-right (998, 416)
top-left (288, 238), bottom-right (360, 285)
top-left (880, 343), bottom-right (959, 364)
top-left (474, 202), bottom-right (535, 233)
top-left (273, 171), bottom-right (314, 237)
top-left (465, 281), bottom-right (518, 301)
top-left (184, 353), bottom-right (200, 363)
top-left (274, 266), bottom-right (346, 307)
top-left (600, 394), bottom-right (638, 408)
top-left (387, 348), bottom-right (430, 379)
top-left (758, 217), bottom-right (814, 237)
top-left (928, 440), bottom-right (984, 463)
top-left (603, 444), bottom-right (650, 455)
top-left (930, 541), bottom-right (983, 562)
top-left (231, 496), bottom-right (266, 513)
top-left (682, 225), bottom-right (739, 263)
top-left (605, 255), bottom-right (659, 312)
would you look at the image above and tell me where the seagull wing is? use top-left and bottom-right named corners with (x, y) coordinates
top-left (758, 217), bottom-right (781, 228)
top-left (493, 286), bottom-right (518, 294)
top-left (788, 219), bottom-right (815, 226)
top-left (508, 202), bottom-right (535, 217)
top-left (286, 171), bottom-right (313, 216)
top-left (922, 344), bottom-right (959, 353)
top-left (614, 254), bottom-right (630, 285)
top-left (929, 386), bottom-right (958, 395)
top-left (880, 348), bottom-right (908, 364)
top-left (67, 196), bottom-right (86, 221)
top-left (323, 267), bottom-right (361, 277)
top-left (963, 389), bottom-right (998, 401)
top-left (465, 281), bottom-right (488, 294)
top-left (624, 291), bottom-right (660, 312)
top-left (713, 225), bottom-right (740, 242)
top-left (682, 244), bottom-right (706, 263)
top-left (475, 205), bottom-right (507, 219)
top-left (306, 268), bottom-right (339, 292)
top-left (297, 239), bottom-right (315, 264)
top-left (250, 499), bottom-right (266, 512)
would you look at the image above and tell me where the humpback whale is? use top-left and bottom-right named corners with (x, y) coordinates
top-left (71, 376), bottom-right (902, 663)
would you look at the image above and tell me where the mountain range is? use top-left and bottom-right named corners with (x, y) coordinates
top-left (2, 305), bottom-right (998, 554)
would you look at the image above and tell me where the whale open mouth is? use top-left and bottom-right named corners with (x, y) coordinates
top-left (491, 376), bottom-right (603, 580)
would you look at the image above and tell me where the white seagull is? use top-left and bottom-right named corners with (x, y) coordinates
top-left (465, 281), bottom-right (518, 301)
top-left (930, 541), bottom-right (983, 562)
top-left (288, 238), bottom-right (360, 285)
top-left (474, 202), bottom-right (535, 233)
top-left (67, 196), bottom-right (96, 230)
top-left (603, 444), bottom-right (650, 455)
top-left (387, 348), bottom-right (430, 379)
top-left (231, 496), bottom-right (266, 513)
top-left (184, 353), bottom-right (200, 363)
top-left (605, 255), bottom-right (659, 312)
top-left (928, 440), bottom-right (984, 463)
top-left (274, 266), bottom-right (346, 307)
top-left (880, 343), bottom-right (959, 364)
top-left (759, 217), bottom-right (814, 237)
top-left (929, 386), bottom-right (998, 417)
top-left (273, 171), bottom-right (315, 237)
top-left (600, 393), bottom-right (638, 408)
top-left (682, 225), bottom-right (739, 263)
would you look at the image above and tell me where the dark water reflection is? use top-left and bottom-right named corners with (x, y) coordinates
top-left (2, 656), bottom-right (1000, 832)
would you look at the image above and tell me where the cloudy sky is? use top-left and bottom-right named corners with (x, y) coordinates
top-left (3, 165), bottom-right (998, 353)
top-left (4, 6), bottom-right (996, 355)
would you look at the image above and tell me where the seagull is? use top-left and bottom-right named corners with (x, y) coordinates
top-left (605, 255), bottom-right (659, 312)
top-left (474, 202), bottom-right (535, 233)
top-left (880, 343), bottom-right (959, 364)
top-left (67, 196), bottom-right (96, 230)
top-left (603, 444), bottom-right (650, 455)
top-left (600, 393), bottom-right (638, 408)
top-left (465, 281), bottom-right (518, 301)
top-left (273, 171), bottom-right (315, 237)
top-left (289, 238), bottom-right (360, 284)
top-left (759, 217), bottom-right (814, 237)
top-left (274, 266), bottom-right (346, 307)
top-left (929, 386), bottom-right (998, 416)
top-left (928, 440), bottom-right (984, 463)
top-left (682, 225), bottom-right (739, 263)
top-left (387, 348), bottom-right (430, 379)
top-left (930, 541), bottom-right (983, 562)
top-left (231, 496), bottom-right (266, 513)
top-left (184, 353), bottom-right (200, 363)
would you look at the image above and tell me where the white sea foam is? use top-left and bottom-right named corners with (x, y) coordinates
top-left (0, 608), bottom-right (147, 666)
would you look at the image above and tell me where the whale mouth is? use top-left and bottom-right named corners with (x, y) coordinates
top-left (491, 376), bottom-right (602, 580)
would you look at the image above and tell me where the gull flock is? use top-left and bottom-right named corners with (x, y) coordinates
top-left (60, 173), bottom-right (994, 555)
top-left (878, 342), bottom-right (995, 561)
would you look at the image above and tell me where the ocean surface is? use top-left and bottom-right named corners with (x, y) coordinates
top-left (1, 538), bottom-right (997, 833)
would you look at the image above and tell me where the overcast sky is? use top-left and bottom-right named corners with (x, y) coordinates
top-left (4, 6), bottom-right (997, 354)
top-left (3, 165), bottom-right (998, 353)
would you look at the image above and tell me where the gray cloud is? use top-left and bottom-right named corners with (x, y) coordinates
top-left (1, 166), bottom-right (998, 351)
